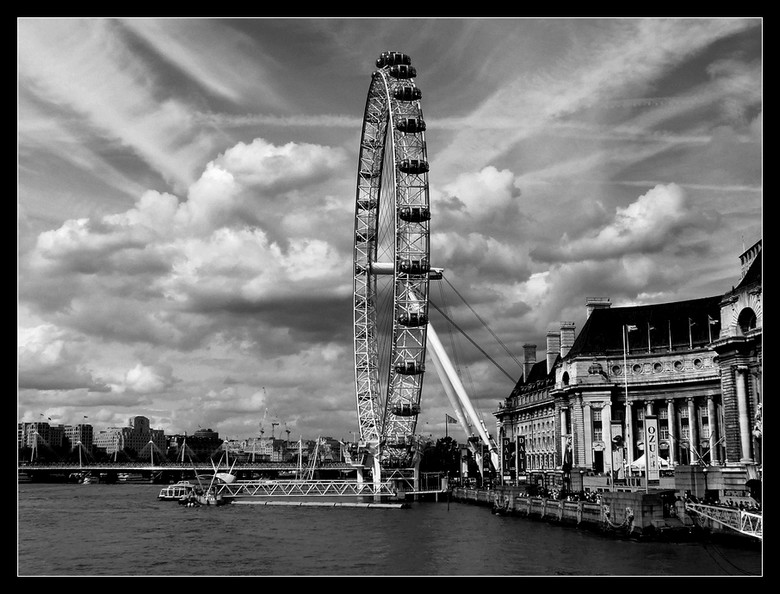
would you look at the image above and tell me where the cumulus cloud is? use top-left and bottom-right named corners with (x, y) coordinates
top-left (531, 183), bottom-right (700, 262)
top-left (19, 135), bottom-right (355, 432)
top-left (114, 363), bottom-right (178, 394)
top-left (18, 324), bottom-right (110, 392)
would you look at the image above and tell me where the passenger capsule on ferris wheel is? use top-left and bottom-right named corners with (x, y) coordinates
top-left (389, 64), bottom-right (417, 79)
top-left (399, 257), bottom-right (429, 275)
top-left (392, 402), bottom-right (421, 417)
top-left (395, 116), bottom-right (426, 133)
top-left (393, 85), bottom-right (422, 102)
top-left (394, 360), bottom-right (424, 375)
top-left (398, 205), bottom-right (430, 222)
top-left (376, 51), bottom-right (411, 68)
top-left (399, 158), bottom-right (429, 174)
top-left (397, 311), bottom-right (428, 327)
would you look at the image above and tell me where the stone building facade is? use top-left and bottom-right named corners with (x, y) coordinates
top-left (495, 241), bottom-right (762, 499)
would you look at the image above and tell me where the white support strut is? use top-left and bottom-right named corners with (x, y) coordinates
top-left (427, 322), bottom-right (500, 471)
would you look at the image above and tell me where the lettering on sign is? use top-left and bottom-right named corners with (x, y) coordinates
top-left (644, 416), bottom-right (659, 480)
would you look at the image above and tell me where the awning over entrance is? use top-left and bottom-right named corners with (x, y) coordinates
top-left (629, 454), bottom-right (670, 470)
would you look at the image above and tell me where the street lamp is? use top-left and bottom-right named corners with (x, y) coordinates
top-left (702, 466), bottom-right (708, 501)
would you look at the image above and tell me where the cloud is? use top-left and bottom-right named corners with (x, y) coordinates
top-left (19, 135), bottom-right (355, 432)
top-left (18, 324), bottom-right (110, 392)
top-left (120, 19), bottom-right (288, 109)
top-left (531, 183), bottom-right (703, 262)
top-left (17, 19), bottom-right (224, 193)
top-left (114, 363), bottom-right (178, 394)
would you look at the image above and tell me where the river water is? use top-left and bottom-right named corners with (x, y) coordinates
top-left (17, 483), bottom-right (762, 577)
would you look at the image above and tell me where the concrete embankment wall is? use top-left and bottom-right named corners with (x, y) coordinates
top-left (450, 487), bottom-right (689, 540)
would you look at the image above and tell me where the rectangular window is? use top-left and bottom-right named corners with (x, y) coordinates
top-left (659, 408), bottom-right (668, 419)
top-left (659, 426), bottom-right (669, 440)
top-left (680, 407), bottom-right (689, 418)
top-left (593, 429), bottom-right (603, 442)
top-left (636, 409), bottom-right (644, 421)
top-left (593, 409), bottom-right (601, 422)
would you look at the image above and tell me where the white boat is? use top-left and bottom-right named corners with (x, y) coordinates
top-left (158, 481), bottom-right (196, 501)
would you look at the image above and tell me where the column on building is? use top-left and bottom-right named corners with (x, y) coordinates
top-left (559, 406), bottom-right (568, 466)
top-left (572, 394), bottom-right (585, 468)
top-left (666, 399), bottom-right (677, 466)
top-left (735, 365), bottom-right (753, 463)
top-left (707, 395), bottom-right (720, 465)
top-left (687, 398), bottom-right (699, 464)
top-left (582, 400), bottom-right (593, 469)
top-left (602, 402), bottom-right (613, 476)
top-left (625, 401), bottom-right (635, 465)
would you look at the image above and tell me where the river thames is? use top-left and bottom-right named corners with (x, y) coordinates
top-left (17, 483), bottom-right (762, 578)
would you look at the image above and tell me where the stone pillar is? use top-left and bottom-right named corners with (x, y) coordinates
top-left (667, 400), bottom-right (676, 466)
top-left (602, 402), bottom-right (613, 476)
top-left (583, 401), bottom-right (593, 468)
top-left (707, 395), bottom-right (720, 465)
top-left (560, 406), bottom-right (568, 465)
top-left (687, 398), bottom-right (698, 464)
top-left (735, 365), bottom-right (753, 463)
top-left (625, 401), bottom-right (634, 465)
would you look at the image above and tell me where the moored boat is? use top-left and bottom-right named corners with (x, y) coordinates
top-left (196, 488), bottom-right (227, 506)
top-left (158, 481), bottom-right (196, 501)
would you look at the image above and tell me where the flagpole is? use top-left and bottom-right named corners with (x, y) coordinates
top-left (688, 318), bottom-right (693, 349)
top-left (668, 320), bottom-right (672, 351)
top-left (623, 325), bottom-right (631, 473)
top-left (647, 322), bottom-right (651, 353)
top-left (445, 415), bottom-right (448, 439)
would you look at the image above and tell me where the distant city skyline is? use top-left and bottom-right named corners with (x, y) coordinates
top-left (18, 18), bottom-right (762, 441)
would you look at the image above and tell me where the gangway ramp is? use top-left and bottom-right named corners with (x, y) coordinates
top-left (685, 502), bottom-right (762, 541)
top-left (217, 479), bottom-right (397, 499)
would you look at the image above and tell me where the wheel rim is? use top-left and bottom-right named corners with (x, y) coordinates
top-left (353, 52), bottom-right (431, 465)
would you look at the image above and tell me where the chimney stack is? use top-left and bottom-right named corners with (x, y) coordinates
top-left (560, 322), bottom-right (576, 358)
top-left (586, 297), bottom-right (611, 319)
top-left (546, 331), bottom-right (561, 374)
top-left (523, 344), bottom-right (537, 382)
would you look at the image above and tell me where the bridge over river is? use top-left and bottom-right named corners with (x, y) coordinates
top-left (18, 461), bottom-right (361, 483)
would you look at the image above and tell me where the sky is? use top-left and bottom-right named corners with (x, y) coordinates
top-left (17, 17), bottom-right (762, 445)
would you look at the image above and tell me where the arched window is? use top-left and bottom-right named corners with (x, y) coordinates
top-left (737, 307), bottom-right (757, 335)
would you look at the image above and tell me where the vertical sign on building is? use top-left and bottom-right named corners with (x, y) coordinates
top-left (516, 435), bottom-right (526, 473)
top-left (502, 437), bottom-right (515, 480)
top-left (644, 416), bottom-right (659, 481)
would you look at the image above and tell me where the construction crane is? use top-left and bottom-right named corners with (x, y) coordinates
top-left (271, 421), bottom-right (279, 440)
top-left (285, 422), bottom-right (291, 444)
top-left (259, 404), bottom-right (268, 438)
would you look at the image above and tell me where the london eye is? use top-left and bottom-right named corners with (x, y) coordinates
top-left (352, 51), bottom-right (433, 468)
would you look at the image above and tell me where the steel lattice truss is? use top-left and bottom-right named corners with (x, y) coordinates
top-left (353, 52), bottom-right (431, 465)
top-left (686, 502), bottom-right (763, 540)
top-left (217, 479), bottom-right (397, 498)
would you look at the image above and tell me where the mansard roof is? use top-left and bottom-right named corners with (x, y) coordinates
top-left (734, 246), bottom-right (762, 291)
top-left (509, 355), bottom-right (557, 397)
top-left (565, 295), bottom-right (723, 359)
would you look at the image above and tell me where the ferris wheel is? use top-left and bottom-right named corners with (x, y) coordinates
top-left (352, 51), bottom-right (434, 465)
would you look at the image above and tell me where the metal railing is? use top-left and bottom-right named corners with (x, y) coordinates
top-left (685, 502), bottom-right (762, 540)
top-left (217, 479), bottom-right (396, 498)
